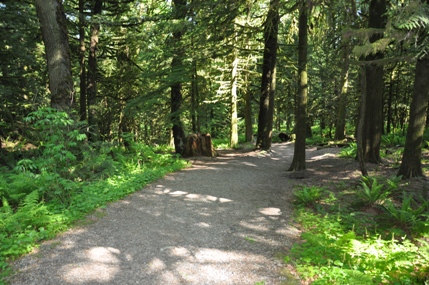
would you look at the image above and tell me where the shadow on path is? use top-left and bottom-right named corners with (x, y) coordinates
top-left (8, 143), bottom-right (350, 285)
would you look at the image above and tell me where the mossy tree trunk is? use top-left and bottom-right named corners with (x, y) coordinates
top-left (397, 57), bottom-right (429, 178)
top-left (35, 0), bottom-right (74, 113)
top-left (256, 0), bottom-right (279, 151)
top-left (289, 0), bottom-right (308, 171)
top-left (361, 0), bottom-right (387, 163)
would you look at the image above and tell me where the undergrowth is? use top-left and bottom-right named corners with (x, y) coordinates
top-left (0, 108), bottom-right (189, 284)
top-left (288, 176), bottom-right (429, 284)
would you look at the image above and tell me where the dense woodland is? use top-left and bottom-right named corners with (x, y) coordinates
top-left (0, 0), bottom-right (428, 175)
top-left (1, 0), bottom-right (429, 284)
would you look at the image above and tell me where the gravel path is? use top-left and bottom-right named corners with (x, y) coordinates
top-left (8, 143), bottom-right (309, 285)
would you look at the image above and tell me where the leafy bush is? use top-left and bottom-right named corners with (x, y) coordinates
top-left (357, 176), bottom-right (400, 206)
top-left (24, 108), bottom-right (87, 178)
top-left (381, 133), bottom-right (406, 148)
top-left (339, 143), bottom-right (357, 158)
top-left (294, 186), bottom-right (324, 206)
top-left (383, 192), bottom-right (429, 230)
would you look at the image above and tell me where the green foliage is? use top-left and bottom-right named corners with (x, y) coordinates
top-left (24, 108), bottom-right (86, 178)
top-left (383, 192), bottom-right (429, 230)
top-left (381, 133), bottom-right (406, 148)
top-left (289, 178), bottom-right (429, 284)
top-left (339, 143), bottom-right (357, 158)
top-left (357, 176), bottom-right (400, 206)
top-left (0, 109), bottom-right (189, 283)
top-left (293, 186), bottom-right (324, 206)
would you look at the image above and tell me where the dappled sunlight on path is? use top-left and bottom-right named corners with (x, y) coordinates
top-left (8, 143), bottom-right (351, 285)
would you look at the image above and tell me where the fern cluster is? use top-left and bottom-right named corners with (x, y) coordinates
top-left (0, 108), bottom-right (189, 282)
top-left (289, 176), bottom-right (429, 284)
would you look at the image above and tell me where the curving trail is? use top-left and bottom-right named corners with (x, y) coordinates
top-left (8, 143), bottom-right (339, 285)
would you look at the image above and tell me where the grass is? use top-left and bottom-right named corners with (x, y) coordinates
top-left (286, 178), bottom-right (429, 284)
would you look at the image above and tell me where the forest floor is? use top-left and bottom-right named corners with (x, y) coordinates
top-left (6, 142), bottom-right (428, 285)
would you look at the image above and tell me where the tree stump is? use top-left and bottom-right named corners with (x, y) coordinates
top-left (183, 133), bottom-right (216, 157)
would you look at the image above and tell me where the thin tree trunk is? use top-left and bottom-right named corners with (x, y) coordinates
top-left (35, 0), bottom-right (74, 112)
top-left (256, 0), bottom-right (279, 150)
top-left (244, 78), bottom-right (253, 142)
top-left (170, 0), bottom-right (187, 154)
top-left (357, 67), bottom-right (368, 176)
top-left (87, 0), bottom-right (102, 141)
top-left (78, 0), bottom-right (86, 121)
top-left (230, 55), bottom-right (239, 148)
top-left (289, 0), bottom-right (308, 171)
top-left (334, 44), bottom-right (351, 140)
top-left (386, 67), bottom-right (396, 134)
top-left (397, 57), bottom-right (429, 178)
top-left (191, 58), bottom-right (199, 133)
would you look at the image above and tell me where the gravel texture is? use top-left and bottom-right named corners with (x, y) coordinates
top-left (7, 143), bottom-right (318, 285)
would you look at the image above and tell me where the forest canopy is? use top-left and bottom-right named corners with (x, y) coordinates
top-left (0, 0), bottom-right (428, 171)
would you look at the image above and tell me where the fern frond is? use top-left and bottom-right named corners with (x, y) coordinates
top-left (22, 190), bottom-right (39, 208)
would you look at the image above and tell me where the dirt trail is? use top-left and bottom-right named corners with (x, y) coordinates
top-left (8, 143), bottom-right (343, 285)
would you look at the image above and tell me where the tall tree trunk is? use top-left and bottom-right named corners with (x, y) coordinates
top-left (35, 0), bottom-right (74, 112)
top-left (335, 0), bottom-right (358, 140)
top-left (357, 67), bottom-right (369, 176)
top-left (256, 0), bottom-right (279, 150)
top-left (361, 0), bottom-right (386, 163)
top-left (386, 66), bottom-right (396, 134)
top-left (334, 44), bottom-right (351, 140)
top-left (191, 58), bottom-right (199, 133)
top-left (230, 53), bottom-right (239, 148)
top-left (244, 79), bottom-right (253, 142)
top-left (78, 0), bottom-right (87, 121)
top-left (87, 0), bottom-right (102, 141)
top-left (397, 57), bottom-right (429, 178)
top-left (170, 0), bottom-right (187, 154)
top-left (288, 0), bottom-right (308, 171)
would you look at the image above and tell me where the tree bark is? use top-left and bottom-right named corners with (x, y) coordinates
top-left (357, 67), bottom-right (368, 176)
top-left (87, 0), bottom-right (102, 141)
top-left (191, 57), bottom-right (199, 133)
top-left (230, 54), bottom-right (239, 148)
top-left (361, 0), bottom-right (387, 163)
top-left (170, 0), bottom-right (187, 154)
top-left (397, 57), bottom-right (429, 178)
top-left (78, 0), bottom-right (87, 121)
top-left (289, 0), bottom-right (308, 171)
top-left (256, 0), bottom-right (279, 150)
top-left (334, 44), bottom-right (351, 140)
top-left (244, 82), bottom-right (253, 142)
top-left (35, 0), bottom-right (74, 112)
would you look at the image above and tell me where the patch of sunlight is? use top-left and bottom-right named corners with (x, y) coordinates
top-left (194, 248), bottom-right (243, 262)
top-left (240, 161), bottom-right (258, 167)
top-left (219, 197), bottom-right (233, 203)
top-left (195, 222), bottom-right (211, 228)
top-left (207, 195), bottom-right (217, 201)
top-left (169, 191), bottom-right (188, 196)
top-left (239, 221), bottom-right (270, 232)
top-left (63, 247), bottom-right (123, 283)
top-left (146, 258), bottom-right (166, 273)
top-left (259, 207), bottom-right (282, 216)
top-left (86, 247), bottom-right (121, 264)
top-left (170, 247), bottom-right (192, 258)
top-left (185, 193), bottom-right (201, 199)
top-left (309, 153), bottom-right (337, 161)
top-left (63, 263), bottom-right (120, 283)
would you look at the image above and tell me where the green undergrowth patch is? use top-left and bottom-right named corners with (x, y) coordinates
top-left (288, 176), bottom-right (429, 284)
top-left (0, 108), bottom-right (189, 284)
